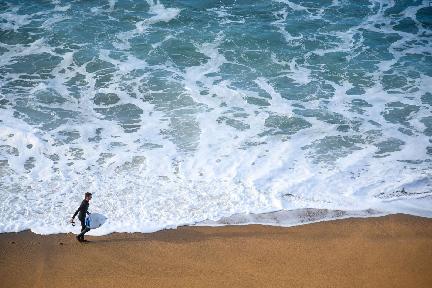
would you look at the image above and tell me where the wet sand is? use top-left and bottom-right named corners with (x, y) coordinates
top-left (1, 214), bottom-right (431, 288)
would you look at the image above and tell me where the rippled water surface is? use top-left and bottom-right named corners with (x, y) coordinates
top-left (0, 0), bottom-right (431, 234)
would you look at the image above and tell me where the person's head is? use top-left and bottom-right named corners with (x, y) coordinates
top-left (85, 192), bottom-right (92, 201)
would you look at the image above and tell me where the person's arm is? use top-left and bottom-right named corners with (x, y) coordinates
top-left (72, 201), bottom-right (85, 219)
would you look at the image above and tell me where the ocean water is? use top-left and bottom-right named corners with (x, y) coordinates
top-left (0, 0), bottom-right (431, 235)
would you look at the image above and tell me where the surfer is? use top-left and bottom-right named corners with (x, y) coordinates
top-left (71, 192), bottom-right (92, 242)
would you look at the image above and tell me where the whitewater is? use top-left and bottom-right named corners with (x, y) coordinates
top-left (0, 0), bottom-right (431, 235)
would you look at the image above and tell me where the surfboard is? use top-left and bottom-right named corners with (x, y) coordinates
top-left (85, 213), bottom-right (107, 229)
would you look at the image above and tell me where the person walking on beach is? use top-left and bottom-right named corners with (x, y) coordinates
top-left (71, 192), bottom-right (92, 242)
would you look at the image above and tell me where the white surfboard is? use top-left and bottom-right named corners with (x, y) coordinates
top-left (85, 213), bottom-right (107, 229)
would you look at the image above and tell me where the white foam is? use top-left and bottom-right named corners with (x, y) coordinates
top-left (198, 208), bottom-right (387, 227)
top-left (0, 8), bottom-right (32, 32)
top-left (208, 7), bottom-right (246, 25)
top-left (272, 8), bottom-right (303, 44)
top-left (108, 0), bottom-right (116, 11)
top-left (254, 77), bottom-right (294, 115)
top-left (54, 4), bottom-right (71, 12)
top-left (137, 1), bottom-right (181, 32)
top-left (0, 0), bottom-right (431, 236)
top-left (115, 1), bottom-right (181, 49)
top-left (274, 0), bottom-right (308, 12)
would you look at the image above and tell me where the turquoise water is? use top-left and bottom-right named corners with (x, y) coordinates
top-left (0, 0), bottom-right (431, 234)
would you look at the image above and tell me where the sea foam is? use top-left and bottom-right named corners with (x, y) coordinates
top-left (0, 0), bottom-right (431, 235)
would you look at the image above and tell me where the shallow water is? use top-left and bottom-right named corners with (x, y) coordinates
top-left (0, 0), bottom-right (431, 234)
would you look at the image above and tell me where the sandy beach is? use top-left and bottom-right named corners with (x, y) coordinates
top-left (1, 214), bottom-right (431, 288)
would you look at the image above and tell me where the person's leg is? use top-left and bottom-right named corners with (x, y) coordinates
top-left (78, 227), bottom-right (90, 240)
top-left (75, 218), bottom-right (84, 241)
top-left (77, 218), bottom-right (90, 241)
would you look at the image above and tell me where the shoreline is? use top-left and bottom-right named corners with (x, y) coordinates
top-left (1, 214), bottom-right (432, 287)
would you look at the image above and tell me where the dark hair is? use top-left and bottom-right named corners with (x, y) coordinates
top-left (85, 192), bottom-right (92, 198)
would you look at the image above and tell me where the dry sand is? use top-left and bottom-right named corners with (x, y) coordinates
top-left (1, 214), bottom-right (432, 288)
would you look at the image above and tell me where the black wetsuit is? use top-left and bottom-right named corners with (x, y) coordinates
top-left (72, 199), bottom-right (90, 239)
